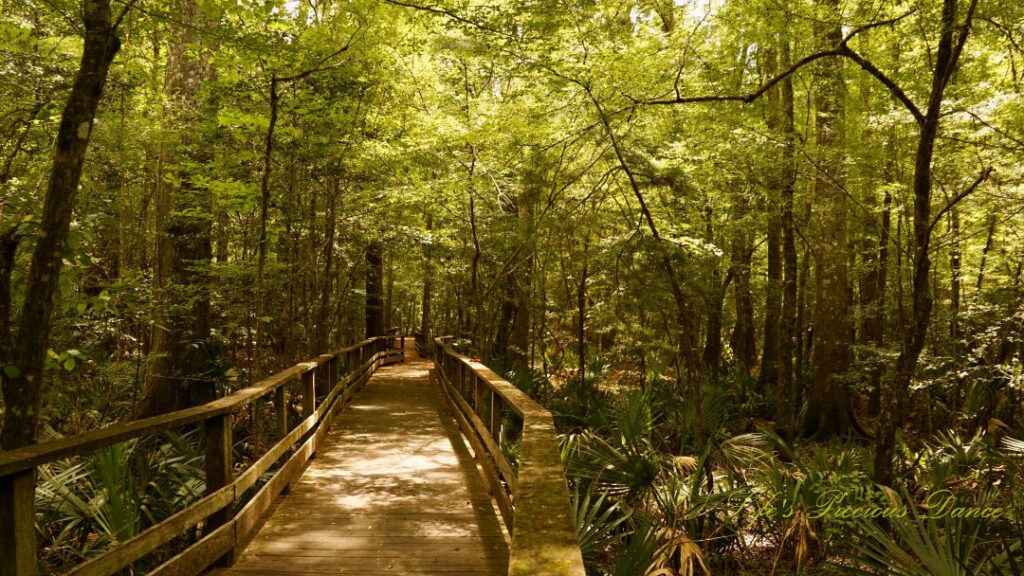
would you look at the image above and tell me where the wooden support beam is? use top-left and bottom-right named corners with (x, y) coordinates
top-left (204, 414), bottom-right (234, 566)
top-left (302, 369), bottom-right (316, 418)
top-left (0, 469), bottom-right (36, 576)
top-left (274, 386), bottom-right (287, 438)
top-left (474, 374), bottom-right (486, 421)
top-left (490, 391), bottom-right (501, 445)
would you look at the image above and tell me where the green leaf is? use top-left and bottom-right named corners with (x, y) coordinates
top-left (63, 357), bottom-right (76, 372)
top-left (3, 365), bottom-right (20, 378)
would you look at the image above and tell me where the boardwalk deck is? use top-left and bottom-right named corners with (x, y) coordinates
top-left (215, 348), bottom-right (510, 575)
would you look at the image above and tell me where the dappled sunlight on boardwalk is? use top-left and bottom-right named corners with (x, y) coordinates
top-left (216, 348), bottom-right (509, 575)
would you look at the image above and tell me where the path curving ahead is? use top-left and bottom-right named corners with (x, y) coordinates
top-left (215, 347), bottom-right (509, 575)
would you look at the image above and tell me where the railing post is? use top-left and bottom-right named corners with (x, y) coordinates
top-left (490, 391), bottom-right (502, 444)
top-left (0, 469), bottom-right (36, 576)
top-left (458, 362), bottom-right (466, 400)
top-left (474, 374), bottom-right (487, 420)
top-left (204, 413), bottom-right (234, 564)
top-left (302, 368), bottom-right (316, 417)
top-left (274, 386), bottom-right (287, 437)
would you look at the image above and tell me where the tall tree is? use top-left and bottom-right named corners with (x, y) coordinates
top-left (874, 0), bottom-right (984, 486)
top-left (1, 0), bottom-right (125, 448)
top-left (765, 31), bottom-right (798, 435)
top-left (803, 0), bottom-right (854, 438)
top-left (136, 0), bottom-right (215, 417)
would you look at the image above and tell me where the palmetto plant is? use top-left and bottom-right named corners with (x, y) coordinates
top-left (35, 430), bottom-right (205, 564)
top-left (839, 488), bottom-right (1000, 576)
top-left (37, 440), bottom-right (142, 558)
top-left (572, 483), bottom-right (631, 564)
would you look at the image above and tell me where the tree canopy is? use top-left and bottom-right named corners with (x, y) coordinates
top-left (4, 0), bottom-right (1024, 573)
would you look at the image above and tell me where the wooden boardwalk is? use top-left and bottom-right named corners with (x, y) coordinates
top-left (215, 348), bottom-right (510, 575)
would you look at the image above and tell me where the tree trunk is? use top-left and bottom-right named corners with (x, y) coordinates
top-left (365, 240), bottom-right (385, 338)
top-left (702, 204), bottom-right (725, 380)
top-left (509, 185), bottom-right (537, 367)
top-left (730, 195), bottom-right (757, 372)
top-left (803, 0), bottom-right (855, 438)
top-left (421, 214), bottom-right (433, 334)
top-left (137, 0), bottom-right (215, 418)
top-left (384, 253), bottom-right (394, 330)
top-left (1, 0), bottom-right (121, 448)
top-left (766, 36), bottom-right (798, 436)
top-left (975, 214), bottom-right (996, 301)
top-left (316, 181), bottom-right (337, 352)
top-left (875, 0), bottom-right (980, 486)
top-left (867, 189), bottom-right (892, 415)
top-left (576, 237), bottom-right (589, 383)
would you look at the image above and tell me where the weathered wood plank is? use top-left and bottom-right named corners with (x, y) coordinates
top-left (301, 369), bottom-right (316, 417)
top-left (0, 469), bottom-right (36, 576)
top-left (204, 413), bottom-right (235, 566)
top-left (507, 413), bottom-right (583, 576)
top-left (220, 350), bottom-right (507, 576)
top-left (148, 521), bottom-right (236, 576)
top-left (235, 429), bottom-right (315, 545)
top-left (274, 387), bottom-right (287, 438)
top-left (439, 377), bottom-right (515, 531)
top-left (436, 370), bottom-right (516, 489)
top-left (234, 413), bottom-right (316, 496)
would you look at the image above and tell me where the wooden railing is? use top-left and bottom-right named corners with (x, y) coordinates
top-left (413, 329), bottom-right (431, 358)
top-left (431, 336), bottom-right (585, 576)
top-left (0, 334), bottom-right (405, 576)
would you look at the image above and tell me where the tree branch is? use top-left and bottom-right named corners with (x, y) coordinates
top-left (113, 0), bottom-right (141, 31)
top-left (277, 23), bottom-right (362, 84)
top-left (383, 0), bottom-right (521, 41)
top-left (629, 10), bottom-right (924, 124)
top-left (929, 166), bottom-right (992, 236)
top-left (837, 45), bottom-right (924, 124)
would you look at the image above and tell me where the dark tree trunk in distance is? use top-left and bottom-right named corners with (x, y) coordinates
top-left (365, 240), bottom-right (385, 338)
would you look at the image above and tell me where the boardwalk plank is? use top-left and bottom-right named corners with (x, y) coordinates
top-left (215, 348), bottom-right (509, 576)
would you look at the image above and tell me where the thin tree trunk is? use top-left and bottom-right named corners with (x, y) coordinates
top-left (1, 0), bottom-right (122, 448)
top-left (730, 194), bottom-right (757, 372)
top-left (767, 36), bottom-right (798, 436)
top-left (867, 189), bottom-right (892, 415)
top-left (316, 181), bottom-right (337, 351)
top-left (577, 237), bottom-right (589, 384)
top-left (975, 214), bottom-right (997, 300)
top-left (365, 240), bottom-right (385, 338)
top-left (875, 0), bottom-right (982, 486)
top-left (421, 214), bottom-right (433, 334)
top-left (795, 197), bottom-right (813, 406)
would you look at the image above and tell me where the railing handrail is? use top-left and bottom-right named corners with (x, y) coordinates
top-left (0, 332), bottom-right (405, 576)
top-left (0, 337), bottom-right (384, 477)
top-left (431, 336), bottom-right (585, 576)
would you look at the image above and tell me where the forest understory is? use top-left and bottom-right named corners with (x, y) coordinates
top-left (3, 0), bottom-right (1024, 574)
